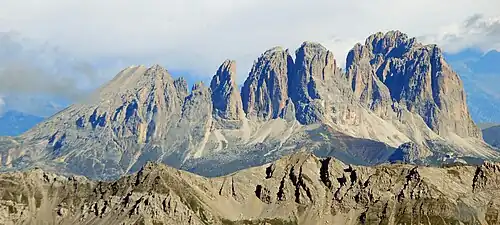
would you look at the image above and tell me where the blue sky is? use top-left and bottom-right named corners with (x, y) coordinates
top-left (1, 0), bottom-right (500, 116)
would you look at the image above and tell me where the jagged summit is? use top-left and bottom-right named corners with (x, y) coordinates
top-left (297, 41), bottom-right (328, 54)
top-left (96, 64), bottom-right (173, 96)
top-left (346, 30), bottom-right (480, 138)
top-left (191, 81), bottom-right (206, 91)
top-left (364, 30), bottom-right (417, 53)
top-left (263, 46), bottom-right (287, 55)
top-left (210, 60), bottom-right (244, 121)
top-left (0, 31), bottom-right (497, 181)
top-left (242, 46), bottom-right (292, 120)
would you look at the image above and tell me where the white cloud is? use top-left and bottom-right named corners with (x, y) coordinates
top-left (0, 32), bottom-right (102, 100)
top-left (0, 96), bottom-right (5, 115)
top-left (424, 14), bottom-right (500, 53)
top-left (1, 0), bottom-right (500, 82)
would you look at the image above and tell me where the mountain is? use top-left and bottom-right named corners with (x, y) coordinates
top-left (1, 152), bottom-right (500, 225)
top-left (444, 49), bottom-right (500, 123)
top-left (483, 125), bottom-right (500, 149)
top-left (347, 31), bottom-right (480, 138)
top-left (0, 110), bottom-right (43, 136)
top-left (0, 31), bottom-right (497, 180)
top-left (469, 50), bottom-right (500, 74)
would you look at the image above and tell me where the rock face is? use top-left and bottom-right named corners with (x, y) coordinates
top-left (346, 43), bottom-right (393, 118)
top-left (1, 153), bottom-right (500, 225)
top-left (210, 60), bottom-right (244, 121)
top-left (179, 82), bottom-right (213, 160)
top-left (289, 42), bottom-right (347, 125)
top-left (241, 47), bottom-right (293, 120)
top-left (346, 31), bottom-right (481, 138)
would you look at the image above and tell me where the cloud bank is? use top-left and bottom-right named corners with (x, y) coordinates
top-left (1, 0), bottom-right (500, 84)
top-left (425, 14), bottom-right (500, 53)
top-left (0, 32), bottom-right (103, 100)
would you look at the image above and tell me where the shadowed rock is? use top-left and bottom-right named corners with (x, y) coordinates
top-left (210, 60), bottom-right (244, 121)
top-left (241, 47), bottom-right (293, 120)
top-left (346, 30), bottom-right (481, 138)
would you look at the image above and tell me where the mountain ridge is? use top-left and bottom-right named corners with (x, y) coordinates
top-left (0, 110), bottom-right (43, 136)
top-left (1, 152), bottom-right (500, 225)
top-left (444, 49), bottom-right (500, 123)
top-left (483, 125), bottom-right (500, 149)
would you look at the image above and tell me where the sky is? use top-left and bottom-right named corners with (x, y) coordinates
top-left (1, 0), bottom-right (500, 115)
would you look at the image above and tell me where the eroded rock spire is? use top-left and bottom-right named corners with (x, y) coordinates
top-left (210, 60), bottom-right (244, 121)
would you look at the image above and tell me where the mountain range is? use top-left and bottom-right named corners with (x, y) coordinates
top-left (483, 125), bottom-right (500, 149)
top-left (445, 49), bottom-right (500, 123)
top-left (1, 30), bottom-right (500, 224)
top-left (1, 36), bottom-right (500, 137)
top-left (0, 110), bottom-right (43, 136)
top-left (0, 31), bottom-right (497, 181)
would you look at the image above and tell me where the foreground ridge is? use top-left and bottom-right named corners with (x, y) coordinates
top-left (1, 153), bottom-right (500, 225)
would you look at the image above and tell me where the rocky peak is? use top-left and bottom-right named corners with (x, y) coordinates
top-left (212, 60), bottom-right (237, 86)
top-left (187, 81), bottom-right (211, 104)
top-left (179, 82), bottom-right (212, 158)
top-left (13, 64), bottom-right (193, 178)
top-left (174, 77), bottom-right (189, 100)
top-left (191, 81), bottom-right (206, 92)
top-left (290, 42), bottom-right (342, 100)
top-left (346, 42), bottom-right (393, 117)
top-left (241, 47), bottom-right (293, 120)
top-left (346, 31), bottom-right (481, 138)
top-left (210, 60), bottom-right (244, 120)
top-left (135, 64), bottom-right (183, 116)
top-left (296, 41), bottom-right (329, 59)
top-left (140, 64), bottom-right (174, 83)
top-left (365, 30), bottom-right (415, 56)
top-left (288, 41), bottom-right (346, 124)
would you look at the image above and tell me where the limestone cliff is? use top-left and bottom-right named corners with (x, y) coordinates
top-left (288, 42), bottom-right (347, 125)
top-left (211, 60), bottom-right (244, 121)
top-left (241, 47), bottom-right (293, 121)
top-left (346, 31), bottom-right (481, 138)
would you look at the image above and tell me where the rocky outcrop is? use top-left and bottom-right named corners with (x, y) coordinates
top-left (210, 60), bottom-right (244, 121)
top-left (179, 82), bottom-right (213, 160)
top-left (388, 142), bottom-right (433, 163)
top-left (288, 42), bottom-right (348, 125)
top-left (241, 47), bottom-right (293, 120)
top-left (346, 43), bottom-right (393, 118)
top-left (174, 77), bottom-right (189, 102)
top-left (1, 153), bottom-right (500, 225)
top-left (346, 31), bottom-right (481, 138)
